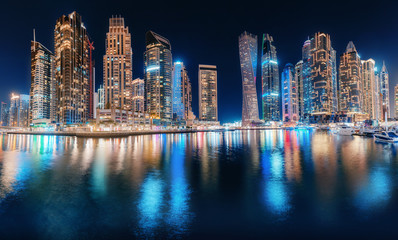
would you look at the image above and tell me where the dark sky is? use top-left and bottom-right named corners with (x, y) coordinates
top-left (1, 0), bottom-right (397, 123)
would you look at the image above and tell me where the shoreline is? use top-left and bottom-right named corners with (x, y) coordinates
top-left (2, 127), bottom-right (284, 138)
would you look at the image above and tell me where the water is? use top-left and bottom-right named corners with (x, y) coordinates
top-left (0, 130), bottom-right (398, 239)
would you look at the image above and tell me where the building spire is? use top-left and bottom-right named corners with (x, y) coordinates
top-left (33, 28), bottom-right (36, 51)
top-left (346, 41), bottom-right (356, 52)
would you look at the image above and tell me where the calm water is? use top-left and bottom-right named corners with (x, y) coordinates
top-left (1, 130), bottom-right (398, 239)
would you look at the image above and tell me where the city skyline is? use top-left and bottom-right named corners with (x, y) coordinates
top-left (1, 1), bottom-right (398, 123)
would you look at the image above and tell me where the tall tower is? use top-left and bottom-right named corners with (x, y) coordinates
top-left (132, 78), bottom-right (145, 113)
top-left (144, 31), bottom-right (172, 123)
top-left (295, 60), bottom-right (303, 121)
top-left (1, 102), bottom-right (9, 126)
top-left (54, 12), bottom-right (90, 124)
top-left (9, 94), bottom-right (29, 127)
top-left (339, 41), bottom-right (362, 115)
top-left (380, 61), bottom-right (390, 120)
top-left (362, 59), bottom-right (376, 119)
top-left (103, 16), bottom-right (133, 111)
top-left (172, 61), bottom-right (192, 121)
top-left (310, 32), bottom-right (336, 122)
top-left (239, 31), bottom-right (259, 126)
top-left (282, 63), bottom-right (298, 122)
top-left (199, 65), bottom-right (218, 121)
top-left (261, 34), bottom-right (280, 122)
top-left (302, 39), bottom-right (312, 122)
top-left (30, 34), bottom-right (56, 125)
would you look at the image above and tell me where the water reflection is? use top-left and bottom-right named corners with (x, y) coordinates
top-left (0, 131), bottom-right (398, 238)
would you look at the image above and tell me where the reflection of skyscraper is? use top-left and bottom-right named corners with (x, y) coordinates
top-left (144, 31), bottom-right (172, 122)
top-left (132, 78), bottom-right (145, 113)
top-left (30, 37), bottom-right (55, 125)
top-left (261, 34), bottom-right (280, 121)
top-left (310, 32), bottom-right (337, 121)
top-left (380, 62), bottom-right (390, 120)
top-left (295, 60), bottom-right (303, 121)
top-left (199, 65), bottom-right (218, 121)
top-left (339, 41), bottom-right (362, 115)
top-left (282, 64), bottom-right (298, 122)
top-left (55, 11), bottom-right (90, 124)
top-left (103, 16), bottom-right (133, 111)
top-left (362, 59), bottom-right (376, 119)
top-left (239, 32), bottom-right (259, 126)
top-left (302, 39), bottom-right (312, 122)
top-left (9, 94), bottom-right (30, 127)
top-left (1, 102), bottom-right (8, 126)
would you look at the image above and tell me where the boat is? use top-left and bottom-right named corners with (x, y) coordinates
top-left (374, 131), bottom-right (398, 143)
top-left (337, 125), bottom-right (354, 136)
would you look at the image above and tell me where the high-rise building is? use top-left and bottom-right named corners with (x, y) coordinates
top-left (144, 31), bottom-right (172, 122)
top-left (362, 59), bottom-right (377, 119)
top-left (132, 78), bottom-right (145, 113)
top-left (9, 94), bottom-right (30, 127)
top-left (395, 85), bottom-right (398, 118)
top-left (98, 85), bottom-right (105, 110)
top-left (380, 61), bottom-right (390, 120)
top-left (302, 39), bottom-right (312, 122)
top-left (310, 32), bottom-right (337, 121)
top-left (374, 68), bottom-right (383, 121)
top-left (55, 11), bottom-right (90, 124)
top-left (103, 16), bottom-right (133, 111)
top-left (261, 34), bottom-right (280, 122)
top-left (330, 47), bottom-right (338, 114)
top-left (93, 91), bottom-right (98, 119)
top-left (1, 102), bottom-right (8, 126)
top-left (339, 41), bottom-right (362, 115)
top-left (282, 63), bottom-right (298, 122)
top-left (239, 32), bottom-right (259, 126)
top-left (172, 62), bottom-right (192, 120)
top-left (30, 36), bottom-right (55, 125)
top-left (199, 64), bottom-right (218, 121)
top-left (295, 60), bottom-right (304, 121)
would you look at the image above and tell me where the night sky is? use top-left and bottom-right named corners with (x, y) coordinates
top-left (1, 0), bottom-right (397, 123)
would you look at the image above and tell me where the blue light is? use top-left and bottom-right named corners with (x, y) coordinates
top-left (146, 66), bottom-right (160, 72)
top-left (262, 60), bottom-right (278, 65)
top-left (262, 92), bottom-right (279, 97)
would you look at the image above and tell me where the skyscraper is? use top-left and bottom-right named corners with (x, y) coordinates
top-left (103, 16), bottom-right (133, 111)
top-left (144, 31), bottom-right (172, 123)
top-left (9, 94), bottom-right (30, 127)
top-left (310, 32), bottom-right (337, 121)
top-left (239, 31), bottom-right (259, 126)
top-left (282, 63), bottom-right (298, 122)
top-left (172, 62), bottom-right (192, 121)
top-left (261, 34), bottom-right (280, 121)
top-left (374, 68), bottom-right (383, 121)
top-left (302, 39), bottom-right (312, 122)
top-left (30, 35), bottom-right (55, 125)
top-left (362, 59), bottom-right (377, 119)
top-left (199, 65), bottom-right (218, 121)
top-left (295, 60), bottom-right (303, 121)
top-left (132, 78), bottom-right (145, 113)
top-left (98, 85), bottom-right (105, 110)
top-left (55, 11), bottom-right (90, 124)
top-left (339, 41), bottom-right (362, 115)
top-left (1, 102), bottom-right (8, 126)
top-left (380, 61), bottom-right (390, 120)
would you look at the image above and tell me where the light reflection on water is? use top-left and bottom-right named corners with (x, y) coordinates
top-left (0, 130), bottom-right (398, 238)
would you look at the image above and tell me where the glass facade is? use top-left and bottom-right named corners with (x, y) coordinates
top-left (9, 94), bottom-right (30, 127)
top-left (362, 59), bottom-right (377, 119)
top-left (172, 62), bottom-right (192, 121)
top-left (261, 34), bottom-right (280, 122)
top-left (282, 63), bottom-right (298, 122)
top-left (239, 31), bottom-right (259, 126)
top-left (132, 78), bottom-right (145, 113)
top-left (302, 40), bottom-right (312, 122)
top-left (379, 62), bottom-right (389, 119)
top-left (295, 60), bottom-right (303, 121)
top-left (199, 65), bottom-right (217, 121)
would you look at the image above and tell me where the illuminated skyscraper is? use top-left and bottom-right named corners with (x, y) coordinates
top-left (339, 41), bottom-right (362, 115)
top-left (144, 31), bottom-right (172, 122)
top-left (295, 60), bottom-right (303, 121)
top-left (1, 102), bottom-right (8, 126)
top-left (330, 47), bottom-right (338, 113)
top-left (282, 63), bottom-right (298, 122)
top-left (132, 78), bottom-right (145, 113)
top-left (98, 85), bottom-right (105, 110)
top-left (380, 61), bottom-right (390, 120)
top-left (103, 16), bottom-right (133, 110)
top-left (55, 11), bottom-right (90, 124)
top-left (199, 64), bottom-right (218, 121)
top-left (261, 34), bottom-right (280, 121)
top-left (9, 94), bottom-right (30, 127)
top-left (302, 39), bottom-right (312, 121)
top-left (374, 68), bottom-right (383, 121)
top-left (362, 59), bottom-right (377, 119)
top-left (30, 36), bottom-right (55, 125)
top-left (172, 62), bottom-right (192, 120)
top-left (310, 32), bottom-right (337, 121)
top-left (239, 31), bottom-right (259, 126)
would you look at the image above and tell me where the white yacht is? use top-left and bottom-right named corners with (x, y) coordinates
top-left (374, 131), bottom-right (398, 143)
top-left (337, 126), bottom-right (354, 136)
